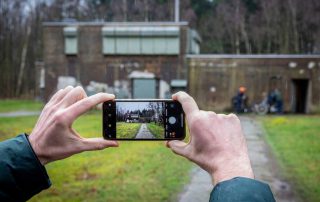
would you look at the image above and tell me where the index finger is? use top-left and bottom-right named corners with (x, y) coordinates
top-left (172, 91), bottom-right (199, 116)
top-left (65, 93), bottom-right (115, 124)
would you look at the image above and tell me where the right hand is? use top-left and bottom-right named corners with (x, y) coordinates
top-left (167, 92), bottom-right (254, 185)
top-left (29, 86), bottom-right (118, 165)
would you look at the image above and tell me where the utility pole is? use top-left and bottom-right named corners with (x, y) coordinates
top-left (175, 0), bottom-right (179, 22)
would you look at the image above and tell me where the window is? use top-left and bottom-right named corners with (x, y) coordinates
top-left (188, 29), bottom-right (201, 54)
top-left (102, 26), bottom-right (180, 55)
top-left (102, 27), bottom-right (116, 54)
top-left (63, 27), bottom-right (78, 55)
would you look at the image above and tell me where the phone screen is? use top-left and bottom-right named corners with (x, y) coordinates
top-left (103, 100), bottom-right (185, 140)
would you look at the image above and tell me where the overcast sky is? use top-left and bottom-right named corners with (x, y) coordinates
top-left (117, 102), bottom-right (160, 111)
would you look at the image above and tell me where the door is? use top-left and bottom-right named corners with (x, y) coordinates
top-left (291, 79), bottom-right (309, 113)
top-left (132, 78), bottom-right (159, 99)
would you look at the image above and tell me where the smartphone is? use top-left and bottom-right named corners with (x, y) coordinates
top-left (103, 99), bottom-right (185, 140)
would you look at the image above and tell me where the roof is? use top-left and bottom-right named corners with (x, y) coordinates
top-left (128, 71), bottom-right (155, 79)
top-left (102, 26), bottom-right (180, 36)
top-left (63, 27), bottom-right (77, 36)
top-left (186, 54), bottom-right (320, 59)
top-left (43, 21), bottom-right (189, 27)
top-left (170, 80), bottom-right (187, 87)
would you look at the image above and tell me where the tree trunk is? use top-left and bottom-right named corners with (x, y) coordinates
top-left (144, 0), bottom-right (149, 21)
top-left (241, 21), bottom-right (251, 53)
top-left (16, 24), bottom-right (31, 96)
top-left (288, 0), bottom-right (299, 53)
top-left (122, 0), bottom-right (127, 21)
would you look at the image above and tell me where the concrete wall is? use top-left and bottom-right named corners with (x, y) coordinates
top-left (43, 22), bottom-right (191, 99)
top-left (187, 55), bottom-right (320, 113)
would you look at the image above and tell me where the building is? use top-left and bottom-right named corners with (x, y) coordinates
top-left (42, 21), bottom-right (320, 113)
top-left (187, 55), bottom-right (320, 113)
top-left (42, 21), bottom-right (200, 99)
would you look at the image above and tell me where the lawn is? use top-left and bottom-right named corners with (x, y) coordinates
top-left (147, 123), bottom-right (165, 139)
top-left (261, 116), bottom-right (320, 202)
top-left (116, 122), bottom-right (141, 139)
top-left (0, 99), bottom-right (43, 112)
top-left (0, 112), bottom-right (193, 202)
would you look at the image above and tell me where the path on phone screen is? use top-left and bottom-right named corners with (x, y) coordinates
top-left (135, 123), bottom-right (155, 139)
top-left (178, 116), bottom-right (300, 202)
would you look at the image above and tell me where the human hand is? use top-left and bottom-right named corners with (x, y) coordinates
top-left (29, 86), bottom-right (118, 165)
top-left (167, 92), bottom-right (254, 185)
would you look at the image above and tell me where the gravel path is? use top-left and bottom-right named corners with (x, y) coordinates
top-left (0, 111), bottom-right (40, 117)
top-left (135, 123), bottom-right (155, 139)
top-left (178, 116), bottom-right (300, 202)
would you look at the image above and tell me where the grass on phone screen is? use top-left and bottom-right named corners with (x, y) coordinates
top-left (116, 122), bottom-right (141, 139)
top-left (147, 123), bottom-right (165, 139)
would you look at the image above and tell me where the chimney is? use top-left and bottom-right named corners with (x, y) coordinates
top-left (175, 0), bottom-right (179, 22)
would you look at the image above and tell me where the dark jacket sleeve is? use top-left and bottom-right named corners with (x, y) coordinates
top-left (210, 177), bottom-right (275, 202)
top-left (0, 134), bottom-right (51, 201)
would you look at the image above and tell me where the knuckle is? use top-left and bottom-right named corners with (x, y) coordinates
top-left (176, 91), bottom-right (185, 95)
top-left (53, 110), bottom-right (66, 124)
top-left (84, 97), bottom-right (95, 108)
top-left (75, 86), bottom-right (86, 94)
top-left (42, 102), bottom-right (58, 115)
top-left (43, 103), bottom-right (52, 111)
top-left (217, 114), bottom-right (227, 119)
top-left (207, 111), bottom-right (217, 118)
top-left (179, 93), bottom-right (191, 103)
top-left (53, 89), bottom-right (63, 96)
top-left (227, 113), bottom-right (241, 125)
top-left (228, 113), bottom-right (239, 120)
top-left (76, 86), bottom-right (83, 91)
top-left (96, 92), bottom-right (104, 97)
top-left (190, 112), bottom-right (204, 125)
top-left (95, 143), bottom-right (105, 150)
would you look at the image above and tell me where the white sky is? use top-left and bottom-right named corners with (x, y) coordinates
top-left (117, 102), bottom-right (162, 111)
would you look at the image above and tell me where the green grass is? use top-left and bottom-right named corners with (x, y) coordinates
top-left (116, 122), bottom-right (141, 139)
top-left (147, 123), bottom-right (165, 139)
top-left (0, 112), bottom-right (193, 201)
top-left (261, 116), bottom-right (320, 202)
top-left (0, 99), bottom-right (43, 112)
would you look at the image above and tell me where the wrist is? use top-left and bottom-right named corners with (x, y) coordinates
top-left (28, 134), bottom-right (49, 165)
top-left (211, 158), bottom-right (254, 185)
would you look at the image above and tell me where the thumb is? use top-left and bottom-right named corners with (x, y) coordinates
top-left (80, 138), bottom-right (118, 151)
top-left (167, 140), bottom-right (189, 157)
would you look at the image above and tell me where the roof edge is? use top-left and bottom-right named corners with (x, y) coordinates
top-left (43, 21), bottom-right (189, 27)
top-left (186, 54), bottom-right (320, 59)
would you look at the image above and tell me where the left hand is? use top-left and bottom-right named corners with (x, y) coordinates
top-left (29, 86), bottom-right (118, 165)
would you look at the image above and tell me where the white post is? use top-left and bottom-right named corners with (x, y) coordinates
top-left (175, 0), bottom-right (179, 22)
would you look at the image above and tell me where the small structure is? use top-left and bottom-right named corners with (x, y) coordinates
top-left (125, 113), bottom-right (140, 123)
top-left (187, 54), bottom-right (320, 113)
top-left (170, 79), bottom-right (187, 94)
top-left (128, 71), bottom-right (159, 99)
